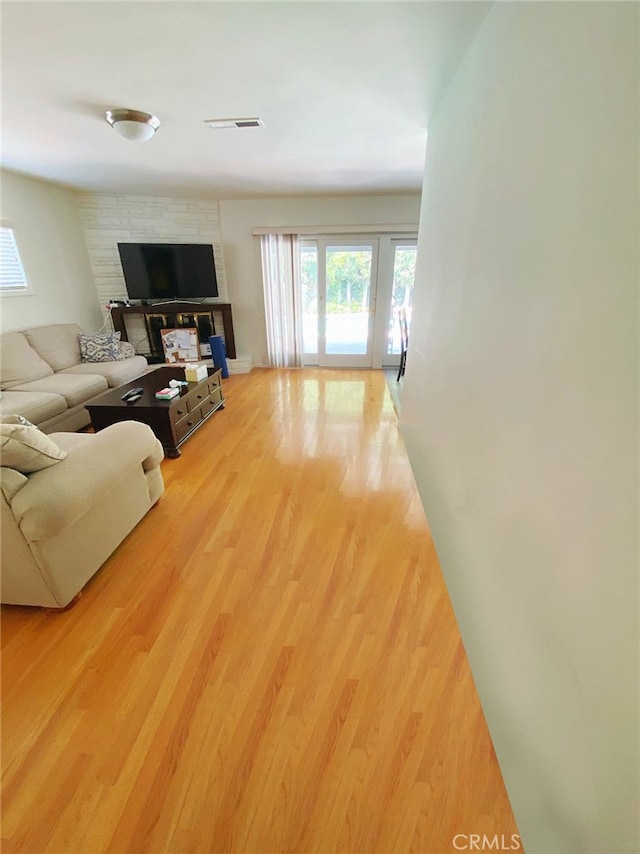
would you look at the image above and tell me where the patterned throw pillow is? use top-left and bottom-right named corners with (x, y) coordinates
top-left (119, 341), bottom-right (136, 359)
top-left (79, 332), bottom-right (123, 363)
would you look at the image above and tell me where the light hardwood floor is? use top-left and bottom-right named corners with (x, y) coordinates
top-left (1, 369), bottom-right (520, 854)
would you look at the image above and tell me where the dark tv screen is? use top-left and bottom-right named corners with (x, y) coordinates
top-left (117, 243), bottom-right (219, 300)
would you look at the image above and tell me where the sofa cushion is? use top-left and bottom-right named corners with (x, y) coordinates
top-left (1, 467), bottom-right (29, 502)
top-left (0, 423), bottom-right (67, 473)
top-left (23, 324), bottom-right (84, 372)
top-left (61, 355), bottom-right (148, 388)
top-left (79, 332), bottom-right (122, 363)
top-left (0, 332), bottom-right (54, 389)
top-left (48, 431), bottom-right (93, 453)
top-left (10, 373), bottom-right (108, 408)
top-left (0, 390), bottom-right (67, 424)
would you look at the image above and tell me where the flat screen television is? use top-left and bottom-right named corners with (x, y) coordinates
top-left (117, 243), bottom-right (219, 301)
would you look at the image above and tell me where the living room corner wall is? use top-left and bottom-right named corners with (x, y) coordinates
top-left (0, 171), bottom-right (103, 334)
top-left (401, 3), bottom-right (638, 852)
top-left (76, 194), bottom-right (228, 324)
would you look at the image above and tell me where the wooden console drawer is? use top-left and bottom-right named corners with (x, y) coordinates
top-left (175, 409), bottom-right (203, 443)
top-left (171, 401), bottom-right (189, 422)
top-left (184, 387), bottom-right (208, 412)
top-left (200, 389), bottom-right (223, 417)
top-left (207, 375), bottom-right (221, 396)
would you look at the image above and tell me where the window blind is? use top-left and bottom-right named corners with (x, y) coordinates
top-left (0, 226), bottom-right (29, 291)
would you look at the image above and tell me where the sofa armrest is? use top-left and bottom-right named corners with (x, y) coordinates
top-left (11, 422), bottom-right (164, 541)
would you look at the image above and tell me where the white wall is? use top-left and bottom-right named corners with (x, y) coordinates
top-left (219, 195), bottom-right (421, 364)
top-left (0, 171), bottom-right (102, 333)
top-left (402, 4), bottom-right (639, 853)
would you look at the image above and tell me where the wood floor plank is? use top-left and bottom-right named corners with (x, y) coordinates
top-left (1, 368), bottom-right (521, 853)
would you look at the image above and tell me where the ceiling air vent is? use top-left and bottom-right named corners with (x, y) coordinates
top-left (204, 117), bottom-right (264, 129)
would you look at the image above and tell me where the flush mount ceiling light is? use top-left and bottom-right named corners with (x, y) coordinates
top-left (105, 108), bottom-right (161, 142)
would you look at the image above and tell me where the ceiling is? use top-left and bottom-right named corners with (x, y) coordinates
top-left (1, 1), bottom-right (490, 200)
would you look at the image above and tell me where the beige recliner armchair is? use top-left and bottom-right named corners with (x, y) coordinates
top-left (1, 421), bottom-right (164, 608)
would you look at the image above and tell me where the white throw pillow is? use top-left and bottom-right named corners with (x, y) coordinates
top-left (1, 414), bottom-right (36, 427)
top-left (0, 423), bottom-right (67, 473)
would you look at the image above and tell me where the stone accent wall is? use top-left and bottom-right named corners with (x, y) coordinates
top-left (77, 194), bottom-right (228, 323)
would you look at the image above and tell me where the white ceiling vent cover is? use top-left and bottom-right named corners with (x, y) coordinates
top-left (204, 117), bottom-right (264, 129)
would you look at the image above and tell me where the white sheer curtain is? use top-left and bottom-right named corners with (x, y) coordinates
top-left (260, 233), bottom-right (303, 367)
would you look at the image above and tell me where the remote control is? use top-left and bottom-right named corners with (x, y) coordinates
top-left (125, 393), bottom-right (143, 404)
top-left (121, 387), bottom-right (143, 401)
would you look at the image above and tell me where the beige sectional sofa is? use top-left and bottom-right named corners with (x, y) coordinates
top-left (0, 323), bottom-right (148, 433)
top-left (1, 421), bottom-right (165, 608)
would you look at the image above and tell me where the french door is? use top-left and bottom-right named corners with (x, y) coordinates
top-left (376, 238), bottom-right (418, 369)
top-left (301, 235), bottom-right (417, 369)
top-left (301, 238), bottom-right (379, 367)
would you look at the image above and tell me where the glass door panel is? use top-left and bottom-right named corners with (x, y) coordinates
top-left (318, 240), bottom-right (378, 368)
top-left (325, 245), bottom-right (372, 357)
top-left (301, 243), bottom-right (318, 358)
top-left (387, 243), bottom-right (417, 357)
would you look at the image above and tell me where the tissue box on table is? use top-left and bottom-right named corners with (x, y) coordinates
top-left (184, 363), bottom-right (208, 382)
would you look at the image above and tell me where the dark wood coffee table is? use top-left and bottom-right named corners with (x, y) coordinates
top-left (85, 366), bottom-right (224, 457)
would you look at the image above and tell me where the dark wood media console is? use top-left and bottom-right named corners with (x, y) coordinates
top-left (111, 302), bottom-right (236, 362)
